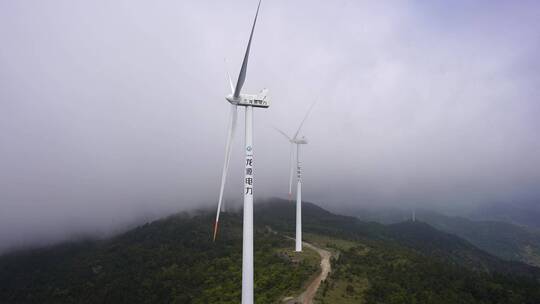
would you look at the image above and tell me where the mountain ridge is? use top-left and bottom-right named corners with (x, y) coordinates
top-left (345, 205), bottom-right (540, 267)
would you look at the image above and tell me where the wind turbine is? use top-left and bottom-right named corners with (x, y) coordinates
top-left (212, 1), bottom-right (269, 303)
top-left (276, 102), bottom-right (316, 252)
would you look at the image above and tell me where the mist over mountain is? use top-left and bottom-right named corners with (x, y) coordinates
top-left (2, 0), bottom-right (540, 252)
top-left (470, 201), bottom-right (540, 230)
top-left (345, 204), bottom-right (540, 268)
top-left (3, 1), bottom-right (540, 303)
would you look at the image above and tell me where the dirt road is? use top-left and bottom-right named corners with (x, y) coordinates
top-left (285, 241), bottom-right (332, 304)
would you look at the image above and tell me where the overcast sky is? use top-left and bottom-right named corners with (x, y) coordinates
top-left (1, 0), bottom-right (539, 252)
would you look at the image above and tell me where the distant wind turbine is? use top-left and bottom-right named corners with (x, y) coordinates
top-left (212, 1), bottom-right (269, 303)
top-left (276, 102), bottom-right (316, 252)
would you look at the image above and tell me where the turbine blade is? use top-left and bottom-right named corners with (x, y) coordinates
top-left (214, 104), bottom-right (238, 241)
top-left (274, 127), bottom-right (292, 141)
top-left (288, 143), bottom-right (294, 202)
top-left (293, 100), bottom-right (317, 140)
top-left (233, 0), bottom-right (262, 98)
top-left (224, 58), bottom-right (235, 94)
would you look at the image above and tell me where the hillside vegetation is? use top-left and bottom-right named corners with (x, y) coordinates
top-left (258, 199), bottom-right (540, 303)
top-left (0, 212), bottom-right (317, 304)
top-left (316, 235), bottom-right (540, 304)
top-left (1, 198), bottom-right (540, 304)
top-left (418, 211), bottom-right (540, 267)
top-left (351, 206), bottom-right (540, 267)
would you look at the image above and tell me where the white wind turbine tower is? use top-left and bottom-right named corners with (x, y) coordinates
top-left (276, 102), bottom-right (316, 252)
top-left (212, 1), bottom-right (269, 303)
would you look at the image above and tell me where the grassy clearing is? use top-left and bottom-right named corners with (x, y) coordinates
top-left (276, 237), bottom-right (321, 301)
top-left (299, 234), bottom-right (372, 304)
top-left (523, 245), bottom-right (540, 267)
top-left (303, 233), bottom-right (361, 253)
top-left (315, 276), bottom-right (369, 304)
top-left (275, 241), bottom-right (321, 270)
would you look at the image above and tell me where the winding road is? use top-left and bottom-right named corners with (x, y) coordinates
top-left (284, 241), bottom-right (332, 304)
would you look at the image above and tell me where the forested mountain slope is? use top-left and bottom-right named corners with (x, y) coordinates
top-left (349, 205), bottom-right (540, 267)
top-left (0, 211), bottom-right (317, 304)
top-left (1, 198), bottom-right (539, 304)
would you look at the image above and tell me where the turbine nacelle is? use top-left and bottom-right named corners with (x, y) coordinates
top-left (226, 88), bottom-right (270, 108)
top-left (293, 136), bottom-right (308, 145)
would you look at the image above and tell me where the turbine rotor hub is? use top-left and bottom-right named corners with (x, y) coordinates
top-left (226, 94), bottom-right (238, 105)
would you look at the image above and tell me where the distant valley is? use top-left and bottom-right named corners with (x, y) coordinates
top-left (347, 205), bottom-right (540, 268)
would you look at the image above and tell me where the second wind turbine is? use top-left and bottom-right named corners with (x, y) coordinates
top-left (276, 102), bottom-right (316, 252)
